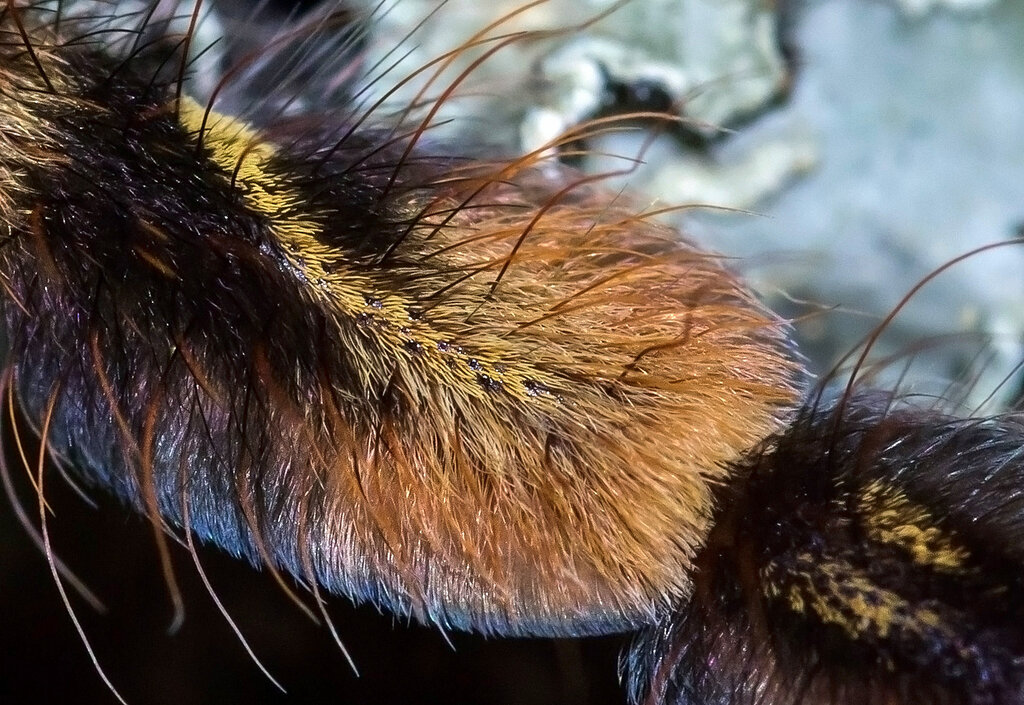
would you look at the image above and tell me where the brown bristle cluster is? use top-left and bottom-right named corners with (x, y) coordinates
top-left (628, 392), bottom-right (1024, 705)
top-left (0, 1), bottom-right (798, 643)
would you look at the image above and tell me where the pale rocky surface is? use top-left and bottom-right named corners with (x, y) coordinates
top-left (356, 0), bottom-right (789, 151)
top-left (687, 0), bottom-right (1024, 406)
top-left (894, 0), bottom-right (999, 17)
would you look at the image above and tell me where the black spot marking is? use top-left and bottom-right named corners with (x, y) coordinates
top-left (477, 374), bottom-right (503, 393)
top-left (524, 380), bottom-right (549, 397)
